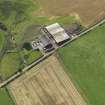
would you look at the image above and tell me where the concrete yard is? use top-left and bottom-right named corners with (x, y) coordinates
top-left (8, 55), bottom-right (87, 105)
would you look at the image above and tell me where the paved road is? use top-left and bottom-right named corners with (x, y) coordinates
top-left (0, 18), bottom-right (105, 88)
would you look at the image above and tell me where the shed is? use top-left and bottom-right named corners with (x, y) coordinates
top-left (31, 41), bottom-right (38, 50)
top-left (38, 35), bottom-right (54, 52)
top-left (45, 23), bottom-right (70, 44)
top-left (66, 23), bottom-right (82, 35)
top-left (39, 35), bottom-right (52, 48)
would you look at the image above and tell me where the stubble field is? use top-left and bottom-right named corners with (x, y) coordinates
top-left (8, 55), bottom-right (87, 105)
top-left (35, 0), bottom-right (105, 26)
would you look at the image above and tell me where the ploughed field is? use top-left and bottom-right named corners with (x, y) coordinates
top-left (8, 55), bottom-right (87, 105)
top-left (35, 0), bottom-right (105, 26)
top-left (58, 23), bottom-right (105, 105)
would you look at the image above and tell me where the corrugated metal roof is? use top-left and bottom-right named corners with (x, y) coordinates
top-left (40, 35), bottom-right (51, 47)
top-left (46, 23), bottom-right (70, 43)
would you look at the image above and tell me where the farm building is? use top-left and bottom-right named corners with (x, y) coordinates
top-left (66, 23), bottom-right (83, 35)
top-left (39, 35), bottom-right (53, 50)
top-left (31, 41), bottom-right (38, 50)
top-left (31, 35), bottom-right (53, 52)
top-left (45, 23), bottom-right (70, 44)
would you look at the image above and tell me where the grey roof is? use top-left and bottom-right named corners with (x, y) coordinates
top-left (39, 35), bottom-right (51, 47)
top-left (31, 41), bottom-right (38, 50)
top-left (45, 23), bottom-right (70, 43)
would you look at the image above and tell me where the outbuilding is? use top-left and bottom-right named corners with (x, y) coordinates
top-left (39, 35), bottom-right (52, 49)
top-left (45, 23), bottom-right (70, 45)
top-left (66, 22), bottom-right (82, 35)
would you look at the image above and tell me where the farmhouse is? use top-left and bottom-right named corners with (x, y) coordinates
top-left (45, 23), bottom-right (70, 44)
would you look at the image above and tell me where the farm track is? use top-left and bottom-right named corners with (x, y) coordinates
top-left (8, 56), bottom-right (87, 105)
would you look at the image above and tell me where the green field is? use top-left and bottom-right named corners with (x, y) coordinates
top-left (22, 49), bottom-right (42, 65)
top-left (0, 53), bottom-right (22, 80)
top-left (0, 31), bottom-right (6, 53)
top-left (58, 23), bottom-right (105, 105)
top-left (0, 88), bottom-right (15, 105)
top-left (0, 33), bottom-right (4, 51)
top-left (26, 50), bottom-right (42, 65)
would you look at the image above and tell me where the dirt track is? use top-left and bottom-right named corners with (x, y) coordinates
top-left (9, 55), bottom-right (87, 105)
top-left (35, 0), bottom-right (105, 26)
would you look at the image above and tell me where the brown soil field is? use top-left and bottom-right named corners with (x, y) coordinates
top-left (8, 55), bottom-right (87, 105)
top-left (35, 0), bottom-right (105, 26)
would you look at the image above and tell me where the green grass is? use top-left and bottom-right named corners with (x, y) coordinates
top-left (49, 16), bottom-right (76, 26)
top-left (26, 51), bottom-right (42, 64)
top-left (0, 53), bottom-right (21, 79)
top-left (31, 16), bottom-right (76, 25)
top-left (23, 50), bottom-right (42, 65)
top-left (0, 88), bottom-right (15, 105)
top-left (0, 0), bottom-right (35, 27)
top-left (58, 23), bottom-right (105, 105)
top-left (0, 31), bottom-right (5, 52)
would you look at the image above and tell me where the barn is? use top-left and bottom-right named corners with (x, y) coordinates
top-left (45, 23), bottom-right (70, 45)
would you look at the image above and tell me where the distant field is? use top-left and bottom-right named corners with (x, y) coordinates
top-left (0, 88), bottom-right (14, 105)
top-left (58, 23), bottom-right (105, 105)
top-left (35, 0), bottom-right (105, 26)
top-left (9, 55), bottom-right (86, 105)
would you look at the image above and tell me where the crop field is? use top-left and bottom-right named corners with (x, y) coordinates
top-left (8, 55), bottom-right (87, 105)
top-left (0, 88), bottom-right (15, 105)
top-left (58, 23), bottom-right (105, 105)
top-left (35, 0), bottom-right (105, 26)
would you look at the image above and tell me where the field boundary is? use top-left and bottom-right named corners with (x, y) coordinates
top-left (56, 53), bottom-right (91, 105)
